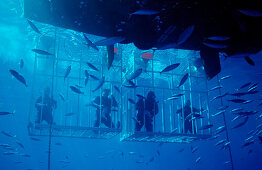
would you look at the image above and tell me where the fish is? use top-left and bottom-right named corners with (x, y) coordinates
top-left (127, 68), bottom-right (143, 80)
top-left (70, 86), bottom-right (84, 94)
top-left (198, 124), bottom-right (213, 130)
top-left (157, 150), bottom-right (160, 156)
top-left (86, 62), bottom-right (99, 72)
top-left (107, 45), bottom-right (114, 69)
top-left (84, 71), bottom-right (89, 86)
top-left (258, 136), bottom-right (262, 144)
top-left (123, 85), bottom-right (137, 88)
top-left (1, 131), bottom-right (16, 138)
top-left (64, 65), bottom-right (71, 82)
top-left (215, 139), bottom-right (226, 146)
top-left (65, 112), bottom-right (75, 116)
top-left (178, 148), bottom-right (184, 152)
top-left (89, 74), bottom-right (99, 81)
top-left (210, 93), bottom-right (228, 102)
top-left (209, 85), bottom-right (223, 91)
top-left (92, 76), bottom-right (105, 92)
top-left (233, 110), bottom-right (258, 116)
top-left (171, 94), bottom-right (185, 98)
top-left (127, 80), bottom-right (136, 87)
top-left (256, 114), bottom-right (262, 120)
top-left (128, 98), bottom-right (136, 104)
top-left (94, 37), bottom-right (125, 46)
top-left (220, 75), bottom-right (232, 80)
top-left (228, 99), bottom-right (248, 103)
top-left (241, 140), bottom-right (255, 148)
top-left (177, 25), bottom-right (195, 45)
top-left (177, 73), bottom-right (189, 88)
top-left (237, 9), bottom-right (262, 17)
top-left (206, 36), bottom-right (230, 41)
top-left (202, 42), bottom-right (228, 49)
top-left (32, 49), bottom-right (52, 55)
top-left (248, 83), bottom-right (258, 90)
top-left (229, 92), bottom-right (249, 97)
top-left (19, 59), bottom-right (24, 69)
top-left (3, 151), bottom-right (19, 155)
top-left (0, 111), bottom-right (15, 116)
top-left (30, 137), bottom-right (40, 141)
top-left (148, 156), bottom-right (155, 163)
top-left (75, 85), bottom-right (84, 88)
top-left (239, 82), bottom-right (252, 89)
top-left (207, 135), bottom-right (220, 140)
top-left (232, 116), bottom-right (248, 129)
top-left (16, 141), bottom-right (24, 149)
top-left (27, 19), bottom-right (41, 34)
top-left (128, 151), bottom-right (136, 155)
top-left (59, 93), bottom-right (65, 101)
top-left (83, 33), bottom-right (99, 51)
top-left (157, 25), bottom-right (176, 43)
top-left (231, 108), bottom-right (244, 112)
top-left (160, 63), bottom-right (180, 74)
top-left (217, 105), bottom-right (229, 110)
top-left (195, 157), bottom-right (201, 164)
top-left (231, 115), bottom-right (241, 122)
top-left (165, 96), bottom-right (179, 101)
top-left (210, 93), bottom-right (229, 102)
top-left (244, 56), bottom-right (255, 66)
top-left (9, 69), bottom-right (27, 87)
top-left (212, 110), bottom-right (226, 117)
top-left (215, 126), bottom-right (226, 134)
top-left (55, 142), bottom-right (62, 146)
top-left (114, 86), bottom-right (120, 93)
top-left (191, 146), bottom-right (198, 153)
top-left (132, 9), bottom-right (159, 15)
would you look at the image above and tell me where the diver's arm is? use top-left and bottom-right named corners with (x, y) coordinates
top-left (35, 97), bottom-right (42, 108)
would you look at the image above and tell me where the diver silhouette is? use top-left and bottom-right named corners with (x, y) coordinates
top-left (35, 87), bottom-right (57, 125)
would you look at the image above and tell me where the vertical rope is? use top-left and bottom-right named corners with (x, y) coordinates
top-left (48, 27), bottom-right (57, 170)
top-left (216, 76), bottom-right (235, 170)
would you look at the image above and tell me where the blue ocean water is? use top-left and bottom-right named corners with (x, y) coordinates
top-left (1, 0), bottom-right (262, 170)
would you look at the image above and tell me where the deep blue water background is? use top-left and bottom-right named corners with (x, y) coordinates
top-left (1, 0), bottom-right (262, 170)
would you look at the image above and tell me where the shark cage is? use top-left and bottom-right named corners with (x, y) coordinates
top-left (120, 48), bottom-right (213, 143)
top-left (27, 30), bottom-right (123, 139)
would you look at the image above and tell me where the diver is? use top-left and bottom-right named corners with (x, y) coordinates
top-left (93, 89), bottom-right (118, 128)
top-left (135, 91), bottom-right (159, 132)
top-left (176, 100), bottom-right (201, 134)
top-left (35, 87), bottom-right (57, 125)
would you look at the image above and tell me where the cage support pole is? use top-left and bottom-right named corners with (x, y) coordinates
top-left (216, 76), bottom-right (235, 170)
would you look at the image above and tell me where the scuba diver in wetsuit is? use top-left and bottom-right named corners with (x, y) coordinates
top-left (35, 87), bottom-right (57, 124)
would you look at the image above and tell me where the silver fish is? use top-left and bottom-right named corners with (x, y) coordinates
top-left (86, 62), bottom-right (99, 72)
top-left (177, 73), bottom-right (189, 88)
top-left (70, 86), bottom-right (84, 94)
top-left (127, 68), bottom-right (142, 80)
top-left (83, 33), bottom-right (99, 51)
top-left (27, 19), bottom-right (41, 34)
top-left (160, 63), bottom-right (180, 74)
top-left (132, 10), bottom-right (159, 15)
top-left (9, 69), bottom-right (27, 87)
top-left (207, 36), bottom-right (230, 41)
top-left (212, 110), bottom-right (226, 117)
top-left (202, 42), bottom-right (228, 49)
top-left (237, 9), bottom-right (262, 17)
top-left (92, 76), bottom-right (105, 92)
top-left (32, 49), bottom-right (52, 55)
top-left (177, 25), bottom-right (195, 45)
top-left (64, 65), bottom-right (71, 82)
top-left (232, 116), bottom-right (248, 129)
